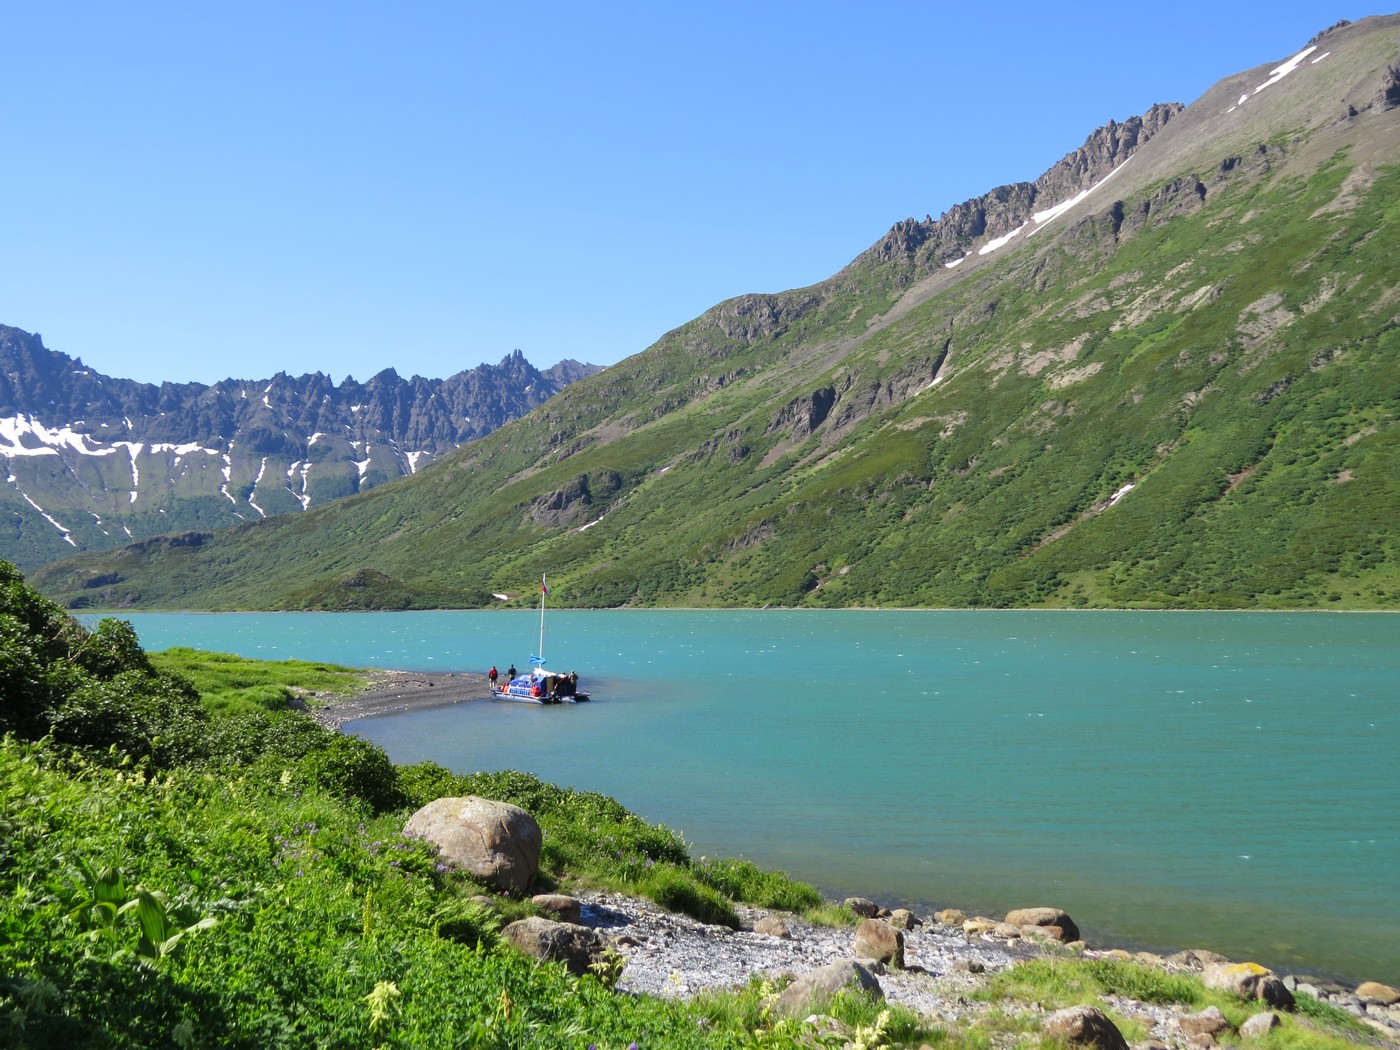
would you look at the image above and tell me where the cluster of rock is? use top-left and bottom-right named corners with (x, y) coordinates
top-left (403, 796), bottom-right (1400, 1045)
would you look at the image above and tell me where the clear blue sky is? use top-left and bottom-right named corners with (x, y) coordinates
top-left (2, 2), bottom-right (1373, 385)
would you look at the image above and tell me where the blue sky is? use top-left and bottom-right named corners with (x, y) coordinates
top-left (2, 2), bottom-right (1373, 385)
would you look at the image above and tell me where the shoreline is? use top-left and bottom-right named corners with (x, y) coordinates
top-left (302, 669), bottom-right (493, 730)
top-left (304, 671), bottom-right (1398, 1003)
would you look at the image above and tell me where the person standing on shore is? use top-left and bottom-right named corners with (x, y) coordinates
top-left (488, 665), bottom-right (498, 689)
top-left (507, 664), bottom-right (517, 682)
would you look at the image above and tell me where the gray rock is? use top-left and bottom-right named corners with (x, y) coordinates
top-left (753, 914), bottom-right (794, 938)
top-left (1043, 1006), bottom-right (1129, 1050)
top-left (403, 796), bottom-right (541, 894)
top-left (1202, 963), bottom-right (1295, 1011)
top-left (1240, 1012), bottom-right (1280, 1039)
top-left (1357, 981), bottom-right (1400, 1006)
top-left (1178, 1005), bottom-right (1231, 1038)
top-left (770, 960), bottom-right (883, 1018)
top-left (844, 896), bottom-right (879, 918)
top-left (1004, 907), bottom-right (1079, 942)
top-left (889, 908), bottom-right (922, 929)
top-left (501, 916), bottom-right (609, 976)
top-left (1204, 962), bottom-right (1274, 997)
top-left (1257, 975), bottom-right (1296, 1011)
top-left (854, 918), bottom-right (904, 968)
top-left (531, 893), bottom-right (581, 924)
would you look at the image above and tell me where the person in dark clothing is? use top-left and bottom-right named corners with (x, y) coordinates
top-left (507, 664), bottom-right (517, 681)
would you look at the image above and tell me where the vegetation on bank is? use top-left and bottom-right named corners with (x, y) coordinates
top-left (0, 560), bottom-right (1383, 1048)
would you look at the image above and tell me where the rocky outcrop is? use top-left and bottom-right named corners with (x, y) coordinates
top-left (767, 387), bottom-right (837, 440)
top-left (1034, 104), bottom-right (1183, 202)
top-left (863, 103), bottom-right (1183, 269)
top-left (403, 796), bottom-right (542, 894)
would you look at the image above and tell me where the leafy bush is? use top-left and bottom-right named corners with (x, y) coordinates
top-left (293, 734), bottom-right (406, 814)
top-left (49, 670), bottom-right (211, 769)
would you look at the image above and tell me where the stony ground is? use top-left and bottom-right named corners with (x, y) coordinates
top-left (575, 891), bottom-right (1400, 1046)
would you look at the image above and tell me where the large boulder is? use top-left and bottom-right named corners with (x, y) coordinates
top-left (404, 796), bottom-right (542, 894)
top-left (1356, 981), bottom-right (1400, 1006)
top-left (501, 917), bottom-right (609, 976)
top-left (770, 960), bottom-right (883, 1018)
top-left (1203, 962), bottom-right (1295, 1010)
top-left (1004, 907), bottom-right (1080, 943)
top-left (1043, 1006), bottom-right (1129, 1050)
top-left (854, 918), bottom-right (904, 968)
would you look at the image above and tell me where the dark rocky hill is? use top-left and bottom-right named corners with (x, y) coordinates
top-left (0, 328), bottom-right (599, 568)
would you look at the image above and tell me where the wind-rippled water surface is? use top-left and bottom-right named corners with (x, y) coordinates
top-left (120, 609), bottom-right (1398, 984)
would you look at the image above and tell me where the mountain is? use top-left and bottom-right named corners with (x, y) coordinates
top-left (0, 330), bottom-right (601, 569)
top-left (28, 15), bottom-right (1400, 612)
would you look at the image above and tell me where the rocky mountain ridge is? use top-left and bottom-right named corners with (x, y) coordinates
top-left (1, 326), bottom-right (599, 568)
top-left (26, 13), bottom-right (1400, 612)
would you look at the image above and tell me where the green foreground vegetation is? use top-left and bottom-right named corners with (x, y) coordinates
top-left (1, 560), bottom-right (1382, 1048)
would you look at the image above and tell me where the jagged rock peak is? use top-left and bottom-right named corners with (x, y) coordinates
top-left (1307, 19), bottom-right (1352, 46)
top-left (1034, 103), bottom-right (1184, 200)
top-left (866, 102), bottom-right (1182, 266)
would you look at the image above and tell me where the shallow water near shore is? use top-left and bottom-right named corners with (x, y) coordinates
top-left (119, 609), bottom-right (1398, 985)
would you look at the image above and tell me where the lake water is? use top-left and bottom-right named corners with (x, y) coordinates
top-left (116, 609), bottom-right (1399, 985)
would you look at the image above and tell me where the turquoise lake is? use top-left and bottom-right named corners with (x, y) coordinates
top-left (117, 609), bottom-right (1399, 985)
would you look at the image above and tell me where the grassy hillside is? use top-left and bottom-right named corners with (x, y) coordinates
top-left (27, 22), bottom-right (1400, 612)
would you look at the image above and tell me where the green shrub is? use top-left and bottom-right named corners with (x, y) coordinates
top-left (49, 670), bottom-right (211, 769)
top-left (293, 734), bottom-right (405, 813)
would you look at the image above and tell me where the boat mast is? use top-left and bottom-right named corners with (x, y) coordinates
top-left (538, 574), bottom-right (547, 666)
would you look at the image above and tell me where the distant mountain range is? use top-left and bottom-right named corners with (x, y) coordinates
top-left (1, 328), bottom-right (599, 568)
top-left (26, 14), bottom-right (1400, 611)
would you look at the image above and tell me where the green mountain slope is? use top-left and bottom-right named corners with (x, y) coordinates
top-left (30, 16), bottom-right (1400, 611)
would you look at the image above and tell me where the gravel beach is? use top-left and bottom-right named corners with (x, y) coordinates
top-left (304, 669), bottom-right (492, 730)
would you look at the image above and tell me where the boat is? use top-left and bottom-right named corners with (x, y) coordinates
top-left (489, 574), bottom-right (592, 703)
top-left (493, 668), bottom-right (588, 704)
